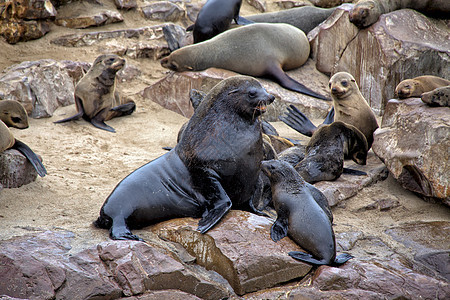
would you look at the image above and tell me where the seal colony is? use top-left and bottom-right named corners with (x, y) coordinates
top-left (160, 23), bottom-right (329, 101)
top-left (94, 76), bottom-right (275, 240)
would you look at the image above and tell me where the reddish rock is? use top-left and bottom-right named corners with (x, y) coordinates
top-left (0, 0), bottom-right (57, 19)
top-left (0, 149), bottom-right (39, 188)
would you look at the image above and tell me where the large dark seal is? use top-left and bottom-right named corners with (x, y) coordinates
top-left (280, 72), bottom-right (378, 148)
top-left (261, 159), bottom-right (353, 266)
top-left (295, 121), bottom-right (368, 183)
top-left (246, 5), bottom-right (335, 34)
top-left (395, 75), bottom-right (450, 99)
top-left (54, 54), bottom-right (136, 133)
top-left (0, 100), bottom-right (47, 177)
top-left (161, 23), bottom-right (329, 101)
top-left (349, 0), bottom-right (450, 28)
top-left (191, 0), bottom-right (252, 43)
top-left (94, 75), bottom-right (275, 241)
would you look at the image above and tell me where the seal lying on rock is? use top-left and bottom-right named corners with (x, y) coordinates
top-left (349, 0), bottom-right (450, 28)
top-left (262, 159), bottom-right (353, 266)
top-left (395, 75), bottom-right (450, 99)
top-left (161, 23), bottom-right (329, 101)
top-left (94, 76), bottom-right (275, 241)
top-left (54, 54), bottom-right (136, 133)
top-left (421, 86), bottom-right (450, 107)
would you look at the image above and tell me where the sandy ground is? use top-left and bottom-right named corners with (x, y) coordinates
top-left (0, 1), bottom-right (449, 262)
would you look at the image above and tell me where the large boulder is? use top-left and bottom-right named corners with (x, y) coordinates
top-left (372, 98), bottom-right (450, 205)
top-left (309, 6), bottom-right (450, 115)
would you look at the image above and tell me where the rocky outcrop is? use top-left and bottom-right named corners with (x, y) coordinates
top-left (0, 149), bottom-right (39, 188)
top-left (372, 98), bottom-right (450, 205)
top-left (309, 6), bottom-right (450, 115)
top-left (142, 60), bottom-right (331, 121)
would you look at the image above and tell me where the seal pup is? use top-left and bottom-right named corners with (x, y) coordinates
top-left (295, 121), bottom-right (368, 183)
top-left (190, 0), bottom-right (253, 43)
top-left (395, 75), bottom-right (450, 99)
top-left (94, 76), bottom-right (275, 240)
top-left (261, 159), bottom-right (353, 266)
top-left (280, 72), bottom-right (378, 148)
top-left (0, 100), bottom-right (29, 129)
top-left (161, 23), bottom-right (329, 101)
top-left (421, 86), bottom-right (450, 107)
top-left (349, 0), bottom-right (450, 28)
top-left (54, 54), bottom-right (136, 133)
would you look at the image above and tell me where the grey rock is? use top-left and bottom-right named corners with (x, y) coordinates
top-left (140, 1), bottom-right (185, 23)
top-left (55, 10), bottom-right (123, 29)
top-left (246, 0), bottom-right (266, 12)
top-left (0, 149), bottom-right (38, 188)
top-left (114, 0), bottom-right (137, 10)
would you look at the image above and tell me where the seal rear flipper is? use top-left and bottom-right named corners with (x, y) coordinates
top-left (288, 251), bottom-right (329, 265)
top-left (12, 139), bottom-right (47, 177)
top-left (333, 253), bottom-right (353, 265)
top-left (322, 107), bottom-right (335, 125)
top-left (279, 105), bottom-right (317, 137)
top-left (343, 167), bottom-right (367, 176)
top-left (270, 215), bottom-right (289, 242)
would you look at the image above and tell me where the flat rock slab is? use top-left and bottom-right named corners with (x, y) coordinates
top-left (314, 152), bottom-right (389, 207)
top-left (150, 210), bottom-right (312, 295)
top-left (142, 59), bottom-right (331, 121)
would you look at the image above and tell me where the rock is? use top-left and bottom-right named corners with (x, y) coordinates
top-left (114, 0), bottom-right (137, 10)
top-left (356, 197), bottom-right (401, 212)
top-left (55, 10), bottom-right (123, 29)
top-left (150, 210), bottom-right (313, 295)
top-left (310, 0), bottom-right (352, 8)
top-left (0, 149), bottom-right (38, 188)
top-left (246, 0), bottom-right (267, 12)
top-left (119, 290), bottom-right (202, 299)
top-left (0, 19), bottom-right (50, 44)
top-left (275, 1), bottom-right (313, 9)
top-left (142, 59), bottom-right (331, 121)
top-left (372, 98), bottom-right (450, 204)
top-left (0, 0), bottom-right (57, 20)
top-left (314, 153), bottom-right (389, 207)
top-left (140, 2), bottom-right (185, 23)
top-left (0, 59), bottom-right (77, 118)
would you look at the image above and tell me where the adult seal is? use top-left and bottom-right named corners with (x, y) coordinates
top-left (280, 72), bottom-right (378, 148)
top-left (161, 23), bottom-right (329, 101)
top-left (261, 159), bottom-right (353, 266)
top-left (421, 86), bottom-right (450, 107)
top-left (54, 54), bottom-right (136, 133)
top-left (0, 100), bottom-right (29, 129)
top-left (94, 76), bottom-right (275, 241)
top-left (191, 0), bottom-right (252, 43)
top-left (349, 0), bottom-right (450, 28)
top-left (395, 75), bottom-right (450, 99)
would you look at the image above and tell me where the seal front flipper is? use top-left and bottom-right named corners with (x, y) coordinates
top-left (54, 96), bottom-right (84, 124)
top-left (109, 219), bottom-right (144, 241)
top-left (279, 105), bottom-right (317, 137)
top-left (12, 139), bottom-right (47, 177)
top-left (333, 253), bottom-right (353, 265)
top-left (235, 15), bottom-right (254, 25)
top-left (322, 107), bottom-right (335, 125)
top-left (91, 110), bottom-right (116, 133)
top-left (196, 168), bottom-right (232, 234)
top-left (270, 212), bottom-right (289, 242)
top-left (343, 167), bottom-right (367, 176)
top-left (288, 251), bottom-right (329, 265)
top-left (110, 101), bottom-right (136, 116)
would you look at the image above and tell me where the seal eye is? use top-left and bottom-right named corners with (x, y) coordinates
top-left (328, 82), bottom-right (332, 88)
top-left (106, 58), bottom-right (115, 64)
top-left (341, 81), bottom-right (348, 87)
top-left (248, 90), bottom-right (257, 98)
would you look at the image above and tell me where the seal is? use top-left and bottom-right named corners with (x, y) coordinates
top-left (0, 100), bottom-right (29, 129)
top-left (246, 5), bottom-right (335, 34)
top-left (421, 86), bottom-right (450, 107)
top-left (160, 23), bottom-right (329, 101)
top-left (54, 54), bottom-right (136, 133)
top-left (0, 120), bottom-right (15, 152)
top-left (295, 121), bottom-right (368, 183)
top-left (349, 0), bottom-right (450, 28)
top-left (261, 159), bottom-right (353, 266)
top-left (395, 75), bottom-right (450, 99)
top-left (94, 75), bottom-right (275, 241)
top-left (191, 0), bottom-right (253, 43)
top-left (280, 72), bottom-right (378, 148)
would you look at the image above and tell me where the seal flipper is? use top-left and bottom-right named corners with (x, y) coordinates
top-left (109, 218), bottom-right (144, 241)
top-left (12, 139), bottom-right (47, 177)
top-left (266, 64), bottom-right (330, 101)
top-left (270, 213), bottom-right (289, 242)
top-left (322, 107), bottom-right (335, 125)
top-left (196, 168), bottom-right (232, 234)
top-left (334, 253), bottom-right (353, 265)
top-left (235, 15), bottom-right (254, 25)
top-left (279, 105), bottom-right (317, 137)
top-left (110, 101), bottom-right (136, 116)
top-left (288, 251), bottom-right (329, 265)
top-left (343, 168), bottom-right (367, 176)
top-left (91, 117), bottom-right (116, 133)
top-left (54, 96), bottom-right (84, 124)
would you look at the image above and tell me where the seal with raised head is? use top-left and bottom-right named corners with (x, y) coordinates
top-left (395, 75), bottom-right (450, 99)
top-left (261, 159), bottom-right (353, 266)
top-left (421, 86), bottom-right (450, 107)
top-left (295, 121), bottom-right (368, 183)
top-left (190, 0), bottom-right (253, 43)
top-left (160, 23), bottom-right (329, 101)
top-left (349, 0), bottom-right (450, 28)
top-left (280, 72), bottom-right (378, 148)
top-left (94, 75), bottom-right (275, 241)
top-left (54, 54), bottom-right (136, 133)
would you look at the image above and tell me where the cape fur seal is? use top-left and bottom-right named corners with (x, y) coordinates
top-left (94, 76), bottom-right (275, 240)
top-left (161, 23), bottom-right (329, 101)
top-left (295, 121), bottom-right (368, 183)
top-left (280, 72), bottom-right (378, 148)
top-left (349, 0), bottom-right (450, 28)
top-left (395, 75), bottom-right (450, 99)
top-left (421, 86), bottom-right (450, 107)
top-left (0, 100), bottom-right (29, 129)
top-left (54, 54), bottom-right (136, 133)
top-left (190, 0), bottom-right (252, 43)
top-left (262, 159), bottom-right (353, 266)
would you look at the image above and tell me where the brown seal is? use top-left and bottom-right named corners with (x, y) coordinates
top-left (160, 23), bottom-right (329, 101)
top-left (54, 54), bottom-right (136, 133)
top-left (0, 100), bottom-right (29, 129)
top-left (0, 120), bottom-right (15, 152)
top-left (421, 86), bottom-right (450, 107)
top-left (395, 75), bottom-right (450, 99)
top-left (349, 0), bottom-right (450, 28)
